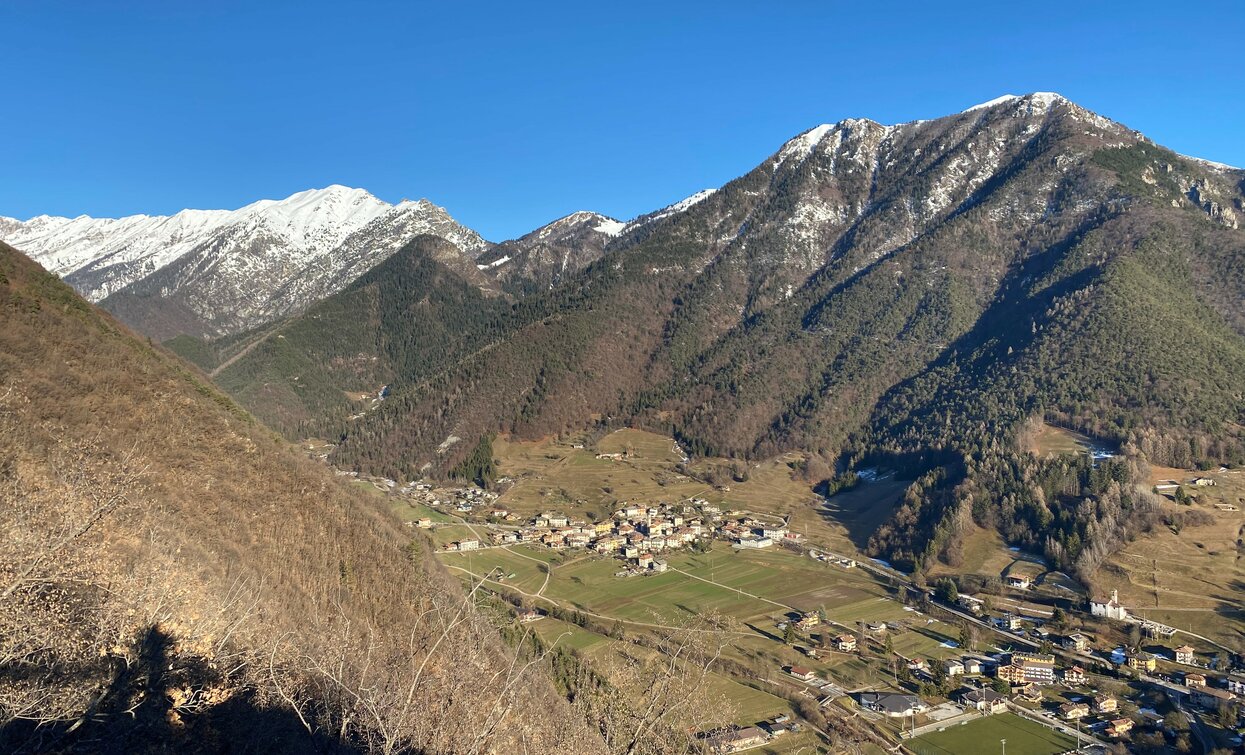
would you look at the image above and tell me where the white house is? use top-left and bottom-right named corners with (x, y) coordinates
top-left (993, 613), bottom-right (1022, 631)
top-left (737, 536), bottom-right (773, 549)
top-left (1090, 590), bottom-right (1128, 621)
top-left (1005, 574), bottom-right (1033, 590)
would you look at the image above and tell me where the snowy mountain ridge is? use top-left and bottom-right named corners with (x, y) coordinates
top-left (0, 185), bottom-right (489, 339)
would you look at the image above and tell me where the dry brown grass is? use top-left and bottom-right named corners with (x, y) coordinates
top-left (0, 243), bottom-right (606, 754)
top-left (1096, 486), bottom-right (1245, 651)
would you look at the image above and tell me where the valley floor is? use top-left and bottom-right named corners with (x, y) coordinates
top-left (356, 428), bottom-right (1245, 753)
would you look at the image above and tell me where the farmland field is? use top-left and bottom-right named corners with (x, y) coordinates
top-left (439, 546), bottom-right (550, 594)
top-left (535, 542), bottom-right (902, 630)
top-left (1096, 467), bottom-right (1245, 650)
top-left (427, 523), bottom-right (481, 548)
top-left (813, 476), bottom-right (907, 554)
top-left (390, 499), bottom-right (454, 524)
top-left (492, 431), bottom-right (710, 522)
top-left (910, 713), bottom-right (1077, 755)
top-left (1029, 422), bottom-right (1095, 457)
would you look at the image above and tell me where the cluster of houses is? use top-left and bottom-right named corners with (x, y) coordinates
top-left (1177, 671), bottom-right (1245, 715)
top-left (1055, 693), bottom-right (1135, 737)
top-left (401, 481), bottom-right (501, 514)
top-left (444, 500), bottom-right (809, 570)
top-left (484, 503), bottom-right (711, 566)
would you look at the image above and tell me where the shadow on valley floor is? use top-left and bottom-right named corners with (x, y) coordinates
top-left (815, 477), bottom-right (908, 552)
top-left (0, 625), bottom-right (363, 755)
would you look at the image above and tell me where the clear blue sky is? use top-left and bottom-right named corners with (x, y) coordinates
top-left (3, 1), bottom-right (1242, 240)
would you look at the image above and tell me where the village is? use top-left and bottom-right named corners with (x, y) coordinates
top-left (404, 481), bottom-right (1245, 753)
top-left (362, 430), bottom-right (1245, 754)
top-left (428, 491), bottom-right (813, 574)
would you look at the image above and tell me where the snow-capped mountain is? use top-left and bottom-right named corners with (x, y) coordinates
top-left (474, 210), bottom-right (626, 290)
top-left (0, 185), bottom-right (489, 339)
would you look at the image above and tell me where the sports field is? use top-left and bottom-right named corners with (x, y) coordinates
top-left (910, 713), bottom-right (1077, 755)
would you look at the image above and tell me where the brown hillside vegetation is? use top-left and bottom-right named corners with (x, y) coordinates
top-left (0, 241), bottom-right (605, 754)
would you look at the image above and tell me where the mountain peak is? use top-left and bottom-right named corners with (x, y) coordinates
top-left (396, 197), bottom-right (436, 208)
top-left (961, 91), bottom-right (1068, 114)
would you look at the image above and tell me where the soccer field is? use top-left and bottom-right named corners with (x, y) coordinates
top-left (910, 713), bottom-right (1078, 755)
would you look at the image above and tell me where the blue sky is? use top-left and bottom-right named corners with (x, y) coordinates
top-left (3, 1), bottom-right (1242, 240)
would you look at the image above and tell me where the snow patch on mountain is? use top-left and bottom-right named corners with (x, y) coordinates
top-left (593, 218), bottom-right (626, 236)
top-left (963, 94), bottom-right (1020, 113)
top-left (775, 124), bottom-right (834, 169)
top-left (1, 185), bottom-right (400, 299)
top-left (963, 92), bottom-right (1066, 116)
top-left (1187, 156), bottom-right (1242, 172)
top-left (477, 255), bottom-right (511, 270)
top-left (625, 189), bottom-right (716, 233)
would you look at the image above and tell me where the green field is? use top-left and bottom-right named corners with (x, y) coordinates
top-left (534, 543), bottom-right (897, 629)
top-left (350, 478), bottom-right (389, 496)
top-left (440, 546), bottom-right (550, 593)
top-left (910, 713), bottom-right (1077, 755)
top-left (1030, 423), bottom-right (1095, 457)
top-left (542, 557), bottom-right (762, 624)
top-left (443, 429), bottom-right (1025, 747)
top-left (528, 615), bottom-right (610, 653)
top-left (428, 523), bottom-right (481, 547)
top-left (389, 499), bottom-right (454, 524)
top-left (526, 615), bottom-right (800, 733)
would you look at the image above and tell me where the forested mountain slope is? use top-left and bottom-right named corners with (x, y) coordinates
top-left (330, 94), bottom-right (1244, 465)
top-left (0, 241), bottom-right (604, 753)
top-left (172, 235), bottom-right (516, 435)
top-left (187, 94), bottom-right (1245, 574)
